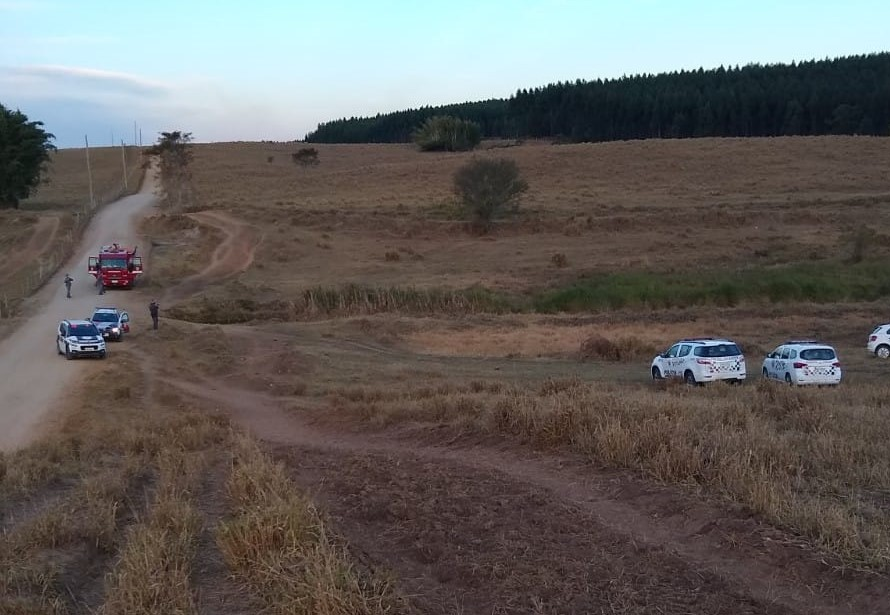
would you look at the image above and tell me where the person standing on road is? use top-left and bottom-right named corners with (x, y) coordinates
top-left (98, 276), bottom-right (105, 295)
top-left (149, 299), bottom-right (159, 330)
top-left (63, 274), bottom-right (73, 298)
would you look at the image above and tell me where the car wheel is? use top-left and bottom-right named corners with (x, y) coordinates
top-left (876, 345), bottom-right (890, 359)
top-left (57, 342), bottom-right (62, 356)
top-left (99, 351), bottom-right (106, 359)
top-left (652, 367), bottom-right (663, 380)
top-left (785, 373), bottom-right (793, 385)
top-left (65, 344), bottom-right (72, 360)
top-left (684, 370), bottom-right (697, 386)
top-left (762, 368), bottom-right (769, 379)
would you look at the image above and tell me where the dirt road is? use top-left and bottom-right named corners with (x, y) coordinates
top-left (0, 170), bottom-right (158, 451)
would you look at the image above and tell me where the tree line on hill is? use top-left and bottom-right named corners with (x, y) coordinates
top-left (304, 52), bottom-right (890, 144)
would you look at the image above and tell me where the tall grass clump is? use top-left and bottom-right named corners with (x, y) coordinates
top-left (217, 437), bottom-right (402, 614)
top-left (169, 284), bottom-right (515, 324)
top-left (102, 449), bottom-right (205, 615)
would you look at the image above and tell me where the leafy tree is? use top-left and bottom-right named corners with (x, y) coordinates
top-left (0, 104), bottom-right (55, 209)
top-left (453, 157), bottom-right (528, 233)
top-left (413, 115), bottom-right (481, 151)
top-left (146, 131), bottom-right (193, 209)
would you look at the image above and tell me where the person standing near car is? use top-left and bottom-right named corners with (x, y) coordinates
top-left (149, 299), bottom-right (159, 330)
top-left (63, 273), bottom-right (73, 298)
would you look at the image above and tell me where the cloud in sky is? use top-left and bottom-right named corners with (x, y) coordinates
top-left (5, 64), bottom-right (170, 96)
top-left (1, 64), bottom-right (300, 147)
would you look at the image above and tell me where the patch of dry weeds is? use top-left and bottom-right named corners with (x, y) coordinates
top-left (217, 436), bottom-right (404, 614)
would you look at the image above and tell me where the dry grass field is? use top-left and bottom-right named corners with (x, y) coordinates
top-left (4, 136), bottom-right (890, 613)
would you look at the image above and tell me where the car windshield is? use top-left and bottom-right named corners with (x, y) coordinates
top-left (694, 344), bottom-right (741, 358)
top-left (92, 312), bottom-right (117, 322)
top-left (100, 258), bottom-right (127, 269)
top-left (800, 348), bottom-right (836, 361)
top-left (69, 324), bottom-right (99, 336)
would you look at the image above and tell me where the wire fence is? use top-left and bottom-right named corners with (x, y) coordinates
top-left (0, 155), bottom-right (146, 318)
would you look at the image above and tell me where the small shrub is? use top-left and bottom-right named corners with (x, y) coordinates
top-left (453, 157), bottom-right (528, 233)
top-left (266, 155), bottom-right (275, 163)
top-left (849, 227), bottom-right (876, 263)
top-left (579, 334), bottom-right (654, 362)
top-left (291, 148), bottom-right (319, 167)
top-left (384, 251), bottom-right (401, 262)
top-left (551, 253), bottom-right (568, 268)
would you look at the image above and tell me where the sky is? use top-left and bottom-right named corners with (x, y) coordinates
top-left (1, 0), bottom-right (888, 148)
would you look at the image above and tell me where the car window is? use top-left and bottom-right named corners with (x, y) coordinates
top-left (789, 349), bottom-right (798, 359)
top-left (59, 324), bottom-right (65, 335)
top-left (694, 343), bottom-right (742, 358)
top-left (779, 348), bottom-right (790, 359)
top-left (800, 348), bottom-right (836, 361)
top-left (69, 324), bottom-right (99, 336)
top-left (679, 344), bottom-right (691, 357)
top-left (666, 344), bottom-right (680, 358)
top-left (92, 312), bottom-right (117, 322)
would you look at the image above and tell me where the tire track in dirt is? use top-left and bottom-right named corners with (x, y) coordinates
top-left (0, 215), bottom-right (61, 284)
top-left (160, 375), bottom-right (889, 615)
top-left (161, 210), bottom-right (261, 304)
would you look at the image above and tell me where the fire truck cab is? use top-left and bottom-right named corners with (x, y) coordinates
top-left (88, 243), bottom-right (143, 289)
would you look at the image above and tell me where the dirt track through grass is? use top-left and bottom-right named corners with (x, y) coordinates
top-left (160, 372), bottom-right (890, 615)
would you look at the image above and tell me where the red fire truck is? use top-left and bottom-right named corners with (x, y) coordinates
top-left (88, 243), bottom-right (143, 289)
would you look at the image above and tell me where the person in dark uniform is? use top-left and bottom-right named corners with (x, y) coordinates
top-left (149, 299), bottom-right (159, 330)
top-left (63, 274), bottom-right (73, 298)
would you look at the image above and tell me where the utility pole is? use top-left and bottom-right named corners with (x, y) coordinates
top-left (120, 139), bottom-right (128, 190)
top-left (85, 135), bottom-right (95, 210)
top-left (134, 121), bottom-right (138, 147)
top-left (139, 128), bottom-right (142, 147)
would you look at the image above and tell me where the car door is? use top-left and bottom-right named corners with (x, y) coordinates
top-left (57, 322), bottom-right (66, 352)
top-left (775, 347), bottom-right (791, 378)
top-left (677, 344), bottom-right (693, 375)
top-left (664, 344), bottom-right (681, 376)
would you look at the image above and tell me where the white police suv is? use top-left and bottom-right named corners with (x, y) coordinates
top-left (651, 338), bottom-right (746, 385)
top-left (761, 341), bottom-right (841, 386)
top-left (57, 319), bottom-right (106, 360)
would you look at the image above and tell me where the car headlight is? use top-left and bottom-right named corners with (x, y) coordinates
top-left (111, 327), bottom-right (120, 333)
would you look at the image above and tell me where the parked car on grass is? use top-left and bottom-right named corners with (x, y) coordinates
top-left (651, 338), bottom-right (746, 385)
top-left (57, 319), bottom-right (106, 360)
top-left (867, 324), bottom-right (890, 358)
top-left (761, 341), bottom-right (841, 386)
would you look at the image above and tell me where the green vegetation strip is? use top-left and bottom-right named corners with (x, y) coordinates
top-left (169, 261), bottom-right (890, 323)
top-left (533, 261), bottom-right (890, 311)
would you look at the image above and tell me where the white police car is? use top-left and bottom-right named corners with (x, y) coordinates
top-left (89, 307), bottom-right (130, 341)
top-left (57, 319), bottom-right (106, 360)
top-left (867, 324), bottom-right (890, 359)
top-left (761, 341), bottom-right (841, 386)
top-left (651, 338), bottom-right (746, 385)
